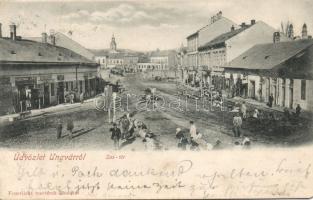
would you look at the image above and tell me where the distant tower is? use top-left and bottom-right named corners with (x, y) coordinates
top-left (110, 34), bottom-right (117, 51)
top-left (302, 23), bottom-right (308, 39)
top-left (288, 24), bottom-right (294, 39)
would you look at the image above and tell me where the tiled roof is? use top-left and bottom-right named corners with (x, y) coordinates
top-left (0, 38), bottom-right (96, 64)
top-left (198, 26), bottom-right (250, 50)
top-left (25, 32), bottom-right (95, 60)
top-left (224, 39), bottom-right (313, 70)
top-left (186, 31), bottom-right (199, 39)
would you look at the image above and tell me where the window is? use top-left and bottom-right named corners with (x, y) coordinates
top-left (51, 83), bottom-right (55, 96)
top-left (301, 80), bottom-right (306, 100)
top-left (66, 82), bottom-right (69, 91)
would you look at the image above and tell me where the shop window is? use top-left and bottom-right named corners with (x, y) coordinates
top-left (301, 80), bottom-right (306, 100)
top-left (51, 83), bottom-right (55, 96)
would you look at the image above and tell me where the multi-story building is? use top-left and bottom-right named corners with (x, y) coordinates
top-left (186, 11), bottom-right (238, 67)
top-left (149, 50), bottom-right (177, 70)
top-left (198, 20), bottom-right (290, 69)
top-left (0, 24), bottom-right (99, 116)
top-left (223, 38), bottom-right (313, 112)
top-left (95, 55), bottom-right (108, 69)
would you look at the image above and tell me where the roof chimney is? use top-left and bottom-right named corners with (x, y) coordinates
top-left (0, 23), bottom-right (2, 38)
top-left (231, 25), bottom-right (235, 32)
top-left (240, 22), bottom-right (246, 28)
top-left (251, 19), bottom-right (256, 25)
top-left (273, 32), bottom-right (280, 43)
top-left (42, 32), bottom-right (47, 43)
top-left (50, 34), bottom-right (56, 45)
top-left (9, 24), bottom-right (17, 40)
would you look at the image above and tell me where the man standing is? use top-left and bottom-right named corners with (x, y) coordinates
top-left (56, 118), bottom-right (62, 139)
top-left (80, 92), bottom-right (84, 104)
top-left (240, 101), bottom-right (247, 119)
top-left (189, 121), bottom-right (197, 139)
top-left (296, 104), bottom-right (301, 117)
top-left (233, 112), bottom-right (242, 137)
top-left (268, 93), bottom-right (274, 108)
top-left (110, 123), bottom-right (121, 150)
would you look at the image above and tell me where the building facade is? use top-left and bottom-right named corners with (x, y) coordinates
top-left (223, 39), bottom-right (313, 112)
top-left (186, 11), bottom-right (238, 68)
top-left (149, 50), bottom-right (177, 70)
top-left (0, 25), bottom-right (100, 116)
top-left (198, 20), bottom-right (290, 69)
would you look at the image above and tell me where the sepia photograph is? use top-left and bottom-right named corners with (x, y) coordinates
top-left (0, 0), bottom-right (313, 199)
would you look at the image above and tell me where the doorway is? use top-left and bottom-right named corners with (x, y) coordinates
top-left (57, 82), bottom-right (65, 104)
top-left (249, 80), bottom-right (256, 99)
top-left (44, 84), bottom-right (50, 107)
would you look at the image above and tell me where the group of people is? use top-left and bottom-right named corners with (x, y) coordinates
top-left (65, 91), bottom-right (85, 104)
top-left (109, 113), bottom-right (162, 150)
top-left (175, 121), bottom-right (222, 151)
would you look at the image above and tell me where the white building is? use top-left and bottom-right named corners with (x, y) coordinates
top-left (224, 39), bottom-right (313, 112)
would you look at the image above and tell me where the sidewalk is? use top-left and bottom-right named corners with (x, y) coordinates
top-left (0, 98), bottom-right (95, 126)
top-left (227, 96), bottom-right (313, 120)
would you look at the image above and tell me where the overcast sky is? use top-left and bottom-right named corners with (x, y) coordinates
top-left (0, 0), bottom-right (312, 51)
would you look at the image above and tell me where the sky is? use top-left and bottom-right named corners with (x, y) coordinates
top-left (0, 0), bottom-right (312, 51)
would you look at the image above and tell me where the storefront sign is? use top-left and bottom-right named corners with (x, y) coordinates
top-left (15, 76), bottom-right (36, 85)
top-left (37, 75), bottom-right (53, 84)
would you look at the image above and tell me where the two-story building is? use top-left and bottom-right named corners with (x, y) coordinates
top-left (195, 20), bottom-right (290, 90)
top-left (150, 50), bottom-right (177, 70)
top-left (186, 11), bottom-right (238, 68)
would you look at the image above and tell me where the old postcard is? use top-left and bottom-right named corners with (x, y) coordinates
top-left (0, 0), bottom-right (313, 199)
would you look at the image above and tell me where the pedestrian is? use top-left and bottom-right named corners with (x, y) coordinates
top-left (119, 115), bottom-right (130, 140)
top-left (176, 128), bottom-right (189, 150)
top-left (283, 107), bottom-right (290, 121)
top-left (189, 121), bottom-right (197, 140)
top-left (267, 93), bottom-right (274, 108)
top-left (253, 109), bottom-right (259, 119)
top-left (110, 123), bottom-right (121, 150)
top-left (295, 104), bottom-right (301, 117)
top-left (240, 101), bottom-right (247, 119)
top-left (56, 118), bottom-right (63, 139)
top-left (66, 117), bottom-right (74, 139)
top-left (233, 112), bottom-right (242, 137)
top-left (70, 93), bottom-right (74, 104)
top-left (80, 92), bottom-right (84, 104)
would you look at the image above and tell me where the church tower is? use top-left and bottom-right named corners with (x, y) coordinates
top-left (302, 23), bottom-right (308, 39)
top-left (110, 34), bottom-right (117, 51)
